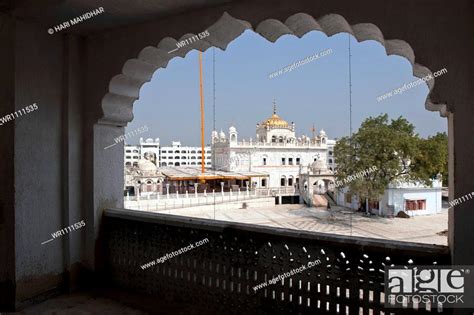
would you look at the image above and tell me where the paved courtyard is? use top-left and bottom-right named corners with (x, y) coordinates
top-left (153, 204), bottom-right (449, 246)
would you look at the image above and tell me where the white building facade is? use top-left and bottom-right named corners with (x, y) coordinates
top-left (335, 179), bottom-right (443, 216)
top-left (124, 138), bottom-right (211, 168)
top-left (212, 104), bottom-right (336, 189)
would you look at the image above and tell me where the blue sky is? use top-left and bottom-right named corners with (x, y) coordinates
top-left (126, 29), bottom-right (446, 146)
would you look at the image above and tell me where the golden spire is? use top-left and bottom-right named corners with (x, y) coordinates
top-left (261, 99), bottom-right (289, 128)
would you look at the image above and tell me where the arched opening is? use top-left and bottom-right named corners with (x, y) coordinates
top-left (106, 12), bottom-right (450, 249)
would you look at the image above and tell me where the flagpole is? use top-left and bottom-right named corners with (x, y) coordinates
top-left (199, 51), bottom-right (205, 176)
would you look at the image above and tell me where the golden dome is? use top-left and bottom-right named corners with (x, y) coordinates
top-left (262, 113), bottom-right (289, 128)
top-left (261, 101), bottom-right (289, 128)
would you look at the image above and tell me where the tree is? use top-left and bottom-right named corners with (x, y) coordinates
top-left (333, 114), bottom-right (447, 202)
top-left (412, 132), bottom-right (448, 186)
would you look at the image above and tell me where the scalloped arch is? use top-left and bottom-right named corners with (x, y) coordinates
top-left (99, 12), bottom-right (448, 126)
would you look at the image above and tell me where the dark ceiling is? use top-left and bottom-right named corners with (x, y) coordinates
top-left (8, 0), bottom-right (232, 34)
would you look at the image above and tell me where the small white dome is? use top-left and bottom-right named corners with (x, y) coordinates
top-left (319, 129), bottom-right (326, 136)
top-left (311, 159), bottom-right (327, 172)
top-left (229, 126), bottom-right (237, 133)
top-left (219, 130), bottom-right (226, 139)
top-left (138, 159), bottom-right (157, 171)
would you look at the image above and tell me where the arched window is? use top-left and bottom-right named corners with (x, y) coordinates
top-left (329, 159), bottom-right (333, 163)
top-left (174, 162), bottom-right (180, 166)
top-left (161, 162), bottom-right (167, 166)
top-left (288, 176), bottom-right (294, 186)
top-left (279, 136), bottom-right (284, 143)
top-left (181, 156), bottom-right (186, 159)
top-left (280, 176), bottom-right (286, 187)
top-left (175, 150), bottom-right (179, 153)
top-left (271, 136), bottom-right (276, 143)
top-left (181, 150), bottom-right (186, 153)
top-left (230, 134), bottom-right (236, 141)
top-left (175, 156), bottom-right (180, 159)
top-left (125, 162), bottom-right (131, 166)
top-left (191, 150), bottom-right (196, 153)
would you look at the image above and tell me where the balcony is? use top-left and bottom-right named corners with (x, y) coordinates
top-left (101, 208), bottom-right (450, 314)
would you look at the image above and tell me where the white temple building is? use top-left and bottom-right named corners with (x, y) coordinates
top-left (212, 103), bottom-right (336, 190)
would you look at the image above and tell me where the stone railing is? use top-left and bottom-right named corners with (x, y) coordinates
top-left (233, 141), bottom-right (327, 148)
top-left (102, 208), bottom-right (450, 314)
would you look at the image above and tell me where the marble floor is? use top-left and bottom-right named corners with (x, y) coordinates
top-left (150, 203), bottom-right (448, 245)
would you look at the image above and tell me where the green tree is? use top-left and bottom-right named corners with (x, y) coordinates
top-left (333, 114), bottom-right (447, 202)
top-left (412, 132), bottom-right (448, 186)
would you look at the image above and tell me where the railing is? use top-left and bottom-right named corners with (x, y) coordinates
top-left (125, 187), bottom-right (299, 211)
top-left (124, 191), bottom-right (271, 211)
top-left (233, 141), bottom-right (327, 148)
top-left (255, 187), bottom-right (297, 196)
top-left (102, 208), bottom-right (451, 314)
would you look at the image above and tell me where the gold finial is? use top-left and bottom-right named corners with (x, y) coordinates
top-left (273, 99), bottom-right (276, 115)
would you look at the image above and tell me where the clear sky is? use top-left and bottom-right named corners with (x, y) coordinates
top-left (126, 29), bottom-right (446, 146)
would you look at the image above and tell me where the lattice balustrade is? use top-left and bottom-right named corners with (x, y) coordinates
top-left (102, 208), bottom-right (451, 314)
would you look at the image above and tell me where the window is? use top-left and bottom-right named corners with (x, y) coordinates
top-left (345, 193), bottom-right (352, 204)
top-left (162, 156), bottom-right (166, 159)
top-left (126, 150), bottom-right (131, 153)
top-left (168, 150), bottom-right (173, 153)
top-left (191, 156), bottom-right (196, 159)
top-left (281, 158), bottom-right (286, 165)
top-left (295, 178), bottom-right (299, 185)
top-left (174, 162), bottom-right (180, 166)
top-left (272, 136), bottom-right (276, 143)
top-left (288, 158), bottom-right (293, 165)
top-left (198, 162), bottom-right (202, 165)
top-left (261, 179), bottom-right (267, 187)
top-left (263, 158), bottom-right (267, 165)
top-left (175, 150), bottom-right (179, 153)
top-left (280, 176), bottom-right (286, 186)
top-left (405, 199), bottom-right (426, 210)
top-left (125, 162), bottom-right (131, 166)
top-left (329, 151), bottom-right (333, 156)
top-left (191, 150), bottom-right (196, 153)
top-left (198, 150), bottom-right (202, 153)
top-left (296, 157), bottom-right (300, 165)
top-left (126, 155), bottom-right (131, 159)
top-left (133, 150), bottom-right (139, 153)
top-left (191, 162), bottom-right (196, 165)
top-left (182, 156), bottom-right (186, 159)
top-left (133, 156), bottom-right (139, 159)
top-left (207, 162), bottom-right (211, 165)
top-left (181, 150), bottom-right (186, 153)
top-left (161, 162), bottom-right (167, 166)
top-left (288, 176), bottom-right (293, 186)
top-left (175, 156), bottom-right (180, 159)
top-left (329, 159), bottom-right (333, 163)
